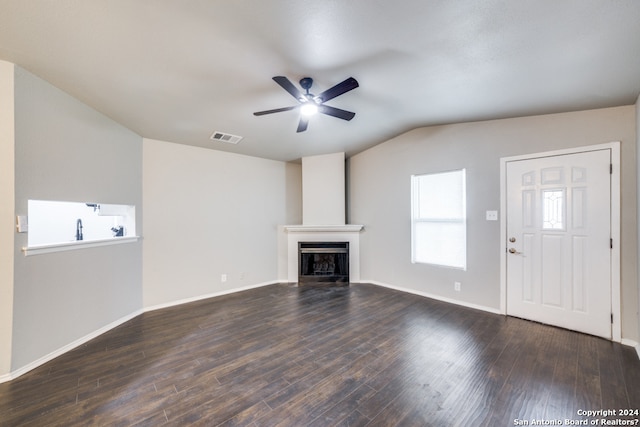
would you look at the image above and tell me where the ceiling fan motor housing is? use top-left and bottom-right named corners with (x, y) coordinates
top-left (299, 77), bottom-right (313, 92)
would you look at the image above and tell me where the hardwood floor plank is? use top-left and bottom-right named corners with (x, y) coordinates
top-left (1, 283), bottom-right (638, 427)
top-left (596, 337), bottom-right (631, 409)
top-left (307, 383), bottom-right (377, 427)
top-left (543, 327), bottom-right (581, 420)
top-left (574, 331), bottom-right (603, 411)
top-left (215, 400), bottom-right (273, 427)
top-left (483, 321), bottom-right (559, 426)
top-left (334, 409), bottom-right (371, 427)
top-left (166, 377), bottom-right (290, 426)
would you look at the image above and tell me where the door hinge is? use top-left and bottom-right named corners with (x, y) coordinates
top-left (610, 238), bottom-right (613, 249)
top-left (610, 163), bottom-right (613, 174)
top-left (611, 313), bottom-right (614, 324)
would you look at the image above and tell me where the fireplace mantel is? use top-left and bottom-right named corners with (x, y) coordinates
top-left (284, 224), bottom-right (364, 233)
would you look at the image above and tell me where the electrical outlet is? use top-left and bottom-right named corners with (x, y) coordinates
top-left (486, 210), bottom-right (498, 221)
top-left (221, 274), bottom-right (227, 283)
top-left (239, 272), bottom-right (245, 280)
top-left (454, 281), bottom-right (461, 292)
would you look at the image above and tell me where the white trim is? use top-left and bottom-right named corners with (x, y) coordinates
top-left (1, 280), bottom-right (280, 384)
top-left (364, 280), bottom-right (502, 315)
top-left (143, 281), bottom-right (280, 313)
top-left (284, 224), bottom-right (364, 233)
top-left (22, 236), bottom-right (140, 256)
top-left (3, 277), bottom-right (635, 385)
top-left (620, 339), bottom-right (640, 361)
top-left (365, 280), bottom-right (638, 358)
top-left (499, 141), bottom-right (621, 342)
top-left (0, 308), bottom-right (143, 384)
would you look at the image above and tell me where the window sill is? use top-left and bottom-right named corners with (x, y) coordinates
top-left (22, 236), bottom-right (141, 256)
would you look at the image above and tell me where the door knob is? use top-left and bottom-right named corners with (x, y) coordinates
top-left (508, 248), bottom-right (522, 254)
top-left (509, 237), bottom-right (516, 243)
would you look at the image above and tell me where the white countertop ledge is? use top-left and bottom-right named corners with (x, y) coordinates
top-left (22, 236), bottom-right (141, 256)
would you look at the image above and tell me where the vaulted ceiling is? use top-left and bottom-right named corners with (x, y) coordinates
top-left (1, 1), bottom-right (639, 161)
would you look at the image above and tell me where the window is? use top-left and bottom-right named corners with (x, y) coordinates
top-left (27, 200), bottom-right (136, 247)
top-left (411, 169), bottom-right (466, 269)
top-left (542, 189), bottom-right (565, 230)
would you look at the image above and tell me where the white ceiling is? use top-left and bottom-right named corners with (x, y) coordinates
top-left (1, 1), bottom-right (639, 162)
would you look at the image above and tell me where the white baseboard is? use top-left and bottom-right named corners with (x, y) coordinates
top-left (620, 339), bottom-right (640, 361)
top-left (1, 309), bottom-right (143, 384)
top-left (2, 281), bottom-right (281, 384)
top-left (362, 280), bottom-right (640, 360)
top-left (3, 280), bottom-right (637, 384)
top-left (361, 280), bottom-right (502, 315)
top-left (143, 281), bottom-right (279, 313)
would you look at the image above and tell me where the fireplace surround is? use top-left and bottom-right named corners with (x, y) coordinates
top-left (298, 242), bottom-right (349, 284)
top-left (283, 224), bottom-right (363, 285)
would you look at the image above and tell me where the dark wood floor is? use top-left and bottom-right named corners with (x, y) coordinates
top-left (1, 283), bottom-right (639, 426)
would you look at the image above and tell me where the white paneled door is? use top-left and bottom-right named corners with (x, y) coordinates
top-left (506, 149), bottom-right (612, 339)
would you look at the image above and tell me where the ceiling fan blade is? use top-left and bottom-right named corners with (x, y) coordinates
top-left (273, 76), bottom-right (304, 101)
top-left (253, 106), bottom-right (298, 116)
top-left (318, 105), bottom-right (356, 121)
top-left (315, 77), bottom-right (359, 103)
top-left (297, 116), bottom-right (309, 133)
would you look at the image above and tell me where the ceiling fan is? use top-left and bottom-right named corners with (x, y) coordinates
top-left (253, 76), bottom-right (359, 132)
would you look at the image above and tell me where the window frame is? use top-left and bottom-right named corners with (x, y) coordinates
top-left (411, 169), bottom-right (467, 270)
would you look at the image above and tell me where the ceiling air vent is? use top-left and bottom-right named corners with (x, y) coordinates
top-left (210, 131), bottom-right (243, 144)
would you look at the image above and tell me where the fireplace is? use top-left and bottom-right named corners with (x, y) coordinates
top-left (298, 242), bottom-right (349, 284)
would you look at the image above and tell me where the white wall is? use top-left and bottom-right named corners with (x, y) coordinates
top-left (11, 65), bottom-right (143, 371)
top-left (142, 138), bottom-right (301, 308)
top-left (302, 152), bottom-right (345, 225)
top-left (349, 106), bottom-right (639, 342)
top-left (0, 61), bottom-right (15, 377)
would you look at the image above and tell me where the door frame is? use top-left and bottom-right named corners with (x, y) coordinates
top-left (499, 141), bottom-right (621, 342)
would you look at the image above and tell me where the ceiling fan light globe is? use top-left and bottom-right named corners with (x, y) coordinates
top-left (300, 103), bottom-right (319, 116)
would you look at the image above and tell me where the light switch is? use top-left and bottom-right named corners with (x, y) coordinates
top-left (486, 210), bottom-right (498, 221)
top-left (16, 215), bottom-right (28, 232)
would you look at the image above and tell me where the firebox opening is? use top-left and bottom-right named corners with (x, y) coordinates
top-left (298, 242), bottom-right (349, 285)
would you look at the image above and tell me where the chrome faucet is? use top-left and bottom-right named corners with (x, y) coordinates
top-left (76, 219), bottom-right (83, 241)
